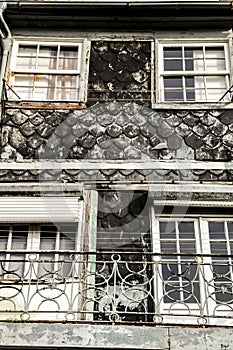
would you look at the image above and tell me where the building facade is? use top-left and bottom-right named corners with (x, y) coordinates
top-left (0, 0), bottom-right (233, 349)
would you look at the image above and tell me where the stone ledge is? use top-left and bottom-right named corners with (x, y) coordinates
top-left (0, 323), bottom-right (168, 349)
top-left (0, 322), bottom-right (233, 350)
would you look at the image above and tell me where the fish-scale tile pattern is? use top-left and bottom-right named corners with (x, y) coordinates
top-left (88, 41), bottom-right (151, 106)
top-left (2, 103), bottom-right (185, 161)
top-left (160, 109), bottom-right (233, 160)
top-left (0, 168), bottom-right (232, 183)
top-left (2, 104), bottom-right (233, 162)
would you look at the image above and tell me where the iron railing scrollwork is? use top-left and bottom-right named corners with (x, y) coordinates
top-left (0, 251), bottom-right (233, 325)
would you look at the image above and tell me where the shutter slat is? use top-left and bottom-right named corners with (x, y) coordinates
top-left (0, 197), bottom-right (82, 223)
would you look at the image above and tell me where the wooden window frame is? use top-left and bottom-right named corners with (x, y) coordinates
top-left (156, 40), bottom-right (231, 104)
top-left (8, 39), bottom-right (90, 102)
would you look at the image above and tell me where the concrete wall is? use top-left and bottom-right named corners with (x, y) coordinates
top-left (0, 323), bottom-right (232, 350)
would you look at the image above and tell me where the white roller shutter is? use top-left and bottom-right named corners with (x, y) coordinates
top-left (0, 196), bottom-right (83, 223)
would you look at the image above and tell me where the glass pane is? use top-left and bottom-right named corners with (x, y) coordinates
top-left (194, 76), bottom-right (206, 101)
top-left (164, 48), bottom-right (182, 71)
top-left (179, 222), bottom-right (196, 258)
top-left (17, 45), bottom-right (37, 69)
top-left (211, 241), bottom-right (228, 255)
top-left (38, 226), bottom-right (57, 278)
top-left (160, 221), bottom-right (176, 239)
top-left (161, 240), bottom-right (177, 253)
top-left (209, 222), bottom-right (225, 240)
top-left (59, 46), bottom-right (79, 70)
top-left (193, 49), bottom-right (204, 70)
top-left (206, 76), bottom-right (227, 101)
top-left (228, 222), bottom-right (233, 235)
top-left (14, 74), bottom-right (79, 100)
top-left (9, 225), bottom-right (28, 277)
top-left (160, 222), bottom-right (177, 254)
top-left (0, 226), bottom-right (9, 275)
top-left (39, 46), bottom-right (57, 57)
top-left (179, 222), bottom-right (195, 239)
top-left (40, 226), bottom-right (57, 250)
top-left (184, 49), bottom-right (194, 71)
top-left (206, 76), bottom-right (227, 89)
top-left (56, 75), bottom-right (78, 100)
top-left (164, 77), bottom-right (183, 101)
top-left (18, 45), bottom-right (37, 56)
top-left (13, 75), bottom-right (35, 99)
top-left (164, 48), bottom-right (182, 58)
top-left (59, 225), bottom-right (77, 277)
top-left (11, 225), bottom-right (28, 250)
top-left (60, 232), bottom-right (76, 251)
top-left (205, 47), bottom-right (226, 71)
top-left (0, 225), bottom-right (9, 250)
top-left (38, 46), bottom-right (57, 70)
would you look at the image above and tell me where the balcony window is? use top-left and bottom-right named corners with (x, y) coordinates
top-left (38, 224), bottom-right (77, 279)
top-left (1, 193), bottom-right (233, 325)
top-left (150, 209), bottom-right (233, 324)
top-left (8, 40), bottom-right (90, 101)
top-left (158, 43), bottom-right (230, 102)
top-left (0, 224), bottom-right (78, 280)
top-left (0, 224), bottom-right (28, 279)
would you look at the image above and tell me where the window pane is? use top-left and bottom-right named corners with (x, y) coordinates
top-left (17, 45), bottom-right (37, 69)
top-left (59, 225), bottom-right (77, 277)
top-left (11, 225), bottom-right (28, 250)
top-left (164, 77), bottom-right (183, 101)
top-left (206, 76), bottom-right (227, 101)
top-left (60, 232), bottom-right (76, 250)
top-left (0, 225), bottom-right (10, 250)
top-left (209, 222), bottom-right (225, 240)
top-left (38, 46), bottom-right (57, 70)
top-left (164, 48), bottom-right (182, 71)
top-left (228, 222), bottom-right (233, 245)
top-left (40, 225), bottom-right (57, 250)
top-left (185, 77), bottom-right (195, 101)
top-left (56, 75), bottom-right (78, 100)
top-left (13, 75), bottom-right (35, 99)
top-left (178, 222), bottom-right (195, 239)
top-left (184, 49), bottom-right (194, 71)
top-left (38, 226), bottom-right (56, 278)
top-left (193, 49), bottom-right (204, 70)
top-left (160, 221), bottom-right (177, 254)
top-left (9, 225), bottom-right (28, 277)
top-left (18, 45), bottom-right (37, 56)
top-left (0, 226), bottom-right (9, 275)
top-left (59, 46), bottom-right (79, 70)
top-left (205, 47), bottom-right (226, 71)
top-left (160, 221), bottom-right (176, 239)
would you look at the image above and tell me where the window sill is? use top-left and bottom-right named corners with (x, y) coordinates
top-left (4, 101), bottom-right (87, 110)
top-left (151, 102), bottom-right (233, 110)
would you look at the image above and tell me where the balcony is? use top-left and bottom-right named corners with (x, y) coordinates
top-left (0, 251), bottom-right (233, 326)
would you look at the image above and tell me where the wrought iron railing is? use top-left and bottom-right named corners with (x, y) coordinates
top-left (0, 251), bottom-right (233, 325)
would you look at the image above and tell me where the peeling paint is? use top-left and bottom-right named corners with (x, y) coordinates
top-left (0, 323), bottom-right (169, 349)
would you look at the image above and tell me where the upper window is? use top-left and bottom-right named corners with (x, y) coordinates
top-left (8, 40), bottom-right (90, 102)
top-left (158, 42), bottom-right (231, 103)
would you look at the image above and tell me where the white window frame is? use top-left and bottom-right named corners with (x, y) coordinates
top-left (151, 207), bottom-right (233, 325)
top-left (0, 223), bottom-right (80, 280)
top-left (1, 224), bottom-right (29, 278)
top-left (0, 196), bottom-right (84, 279)
top-left (156, 39), bottom-right (231, 105)
top-left (8, 38), bottom-right (91, 102)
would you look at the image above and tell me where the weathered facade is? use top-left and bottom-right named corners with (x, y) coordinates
top-left (0, 0), bottom-right (233, 349)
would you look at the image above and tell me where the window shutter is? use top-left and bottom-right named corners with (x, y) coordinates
top-left (0, 196), bottom-right (83, 223)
